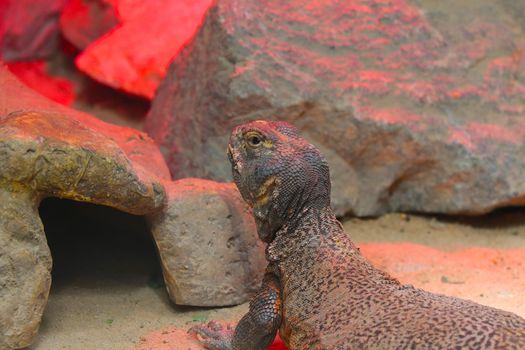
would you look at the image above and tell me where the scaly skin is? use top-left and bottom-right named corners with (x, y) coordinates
top-left (190, 120), bottom-right (525, 349)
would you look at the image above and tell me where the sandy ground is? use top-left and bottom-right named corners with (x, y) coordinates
top-left (26, 201), bottom-right (525, 350)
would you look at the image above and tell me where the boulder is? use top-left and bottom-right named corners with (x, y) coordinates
top-left (145, 0), bottom-right (525, 216)
top-left (0, 66), bottom-right (265, 348)
top-left (0, 0), bottom-right (68, 61)
top-left (0, 65), bottom-right (167, 349)
top-left (75, 0), bottom-right (214, 98)
top-left (149, 178), bottom-right (265, 307)
top-left (0, 114), bottom-right (166, 349)
top-left (59, 0), bottom-right (119, 50)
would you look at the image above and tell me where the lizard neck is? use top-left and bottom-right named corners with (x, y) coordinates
top-left (253, 177), bottom-right (331, 243)
top-left (266, 205), bottom-right (347, 262)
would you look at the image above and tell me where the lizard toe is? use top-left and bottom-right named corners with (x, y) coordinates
top-left (188, 321), bottom-right (234, 350)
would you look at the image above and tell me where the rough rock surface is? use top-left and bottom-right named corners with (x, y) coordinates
top-left (75, 0), bottom-right (213, 98)
top-left (59, 0), bottom-right (119, 50)
top-left (149, 178), bottom-right (265, 307)
top-left (0, 65), bottom-right (266, 349)
top-left (146, 0), bottom-right (525, 216)
top-left (0, 0), bottom-right (68, 61)
top-left (0, 65), bottom-right (167, 349)
top-left (0, 114), bottom-right (165, 349)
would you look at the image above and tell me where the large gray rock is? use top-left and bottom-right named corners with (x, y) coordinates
top-left (145, 0), bottom-right (525, 216)
top-left (149, 178), bottom-right (265, 306)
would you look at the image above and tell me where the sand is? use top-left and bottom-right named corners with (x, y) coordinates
top-left (26, 202), bottom-right (525, 350)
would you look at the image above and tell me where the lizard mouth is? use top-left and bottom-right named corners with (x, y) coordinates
top-left (227, 144), bottom-right (234, 163)
top-left (227, 144), bottom-right (242, 177)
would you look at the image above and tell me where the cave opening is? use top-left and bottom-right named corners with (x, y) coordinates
top-left (33, 198), bottom-right (173, 348)
top-left (39, 197), bottom-right (163, 291)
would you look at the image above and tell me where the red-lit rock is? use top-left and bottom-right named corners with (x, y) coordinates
top-left (75, 0), bottom-right (213, 98)
top-left (146, 0), bottom-right (525, 216)
top-left (59, 0), bottom-right (119, 50)
top-left (6, 61), bottom-right (75, 105)
top-left (0, 0), bottom-right (68, 61)
top-left (0, 64), bottom-right (171, 180)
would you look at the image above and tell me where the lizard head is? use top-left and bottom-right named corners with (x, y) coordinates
top-left (228, 120), bottom-right (331, 242)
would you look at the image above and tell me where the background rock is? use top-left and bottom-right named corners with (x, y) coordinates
top-left (6, 61), bottom-right (75, 105)
top-left (75, 0), bottom-right (213, 98)
top-left (0, 0), bottom-right (68, 61)
top-left (145, 0), bottom-right (525, 217)
top-left (149, 178), bottom-right (265, 307)
top-left (59, 0), bottom-right (119, 50)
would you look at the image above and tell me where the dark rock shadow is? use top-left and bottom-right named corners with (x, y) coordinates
top-left (39, 198), bottom-right (165, 296)
top-left (434, 207), bottom-right (525, 230)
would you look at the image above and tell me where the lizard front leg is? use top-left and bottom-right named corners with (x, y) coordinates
top-left (190, 264), bottom-right (282, 350)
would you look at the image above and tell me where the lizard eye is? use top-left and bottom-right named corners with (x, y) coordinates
top-left (248, 135), bottom-right (261, 146)
top-left (246, 133), bottom-right (263, 148)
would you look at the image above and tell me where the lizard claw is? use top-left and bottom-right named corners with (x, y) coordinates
top-left (188, 321), bottom-right (234, 350)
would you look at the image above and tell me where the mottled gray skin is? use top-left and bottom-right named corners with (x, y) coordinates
top-left (191, 120), bottom-right (525, 349)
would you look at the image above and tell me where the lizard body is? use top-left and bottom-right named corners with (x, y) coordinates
top-left (191, 120), bottom-right (525, 349)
